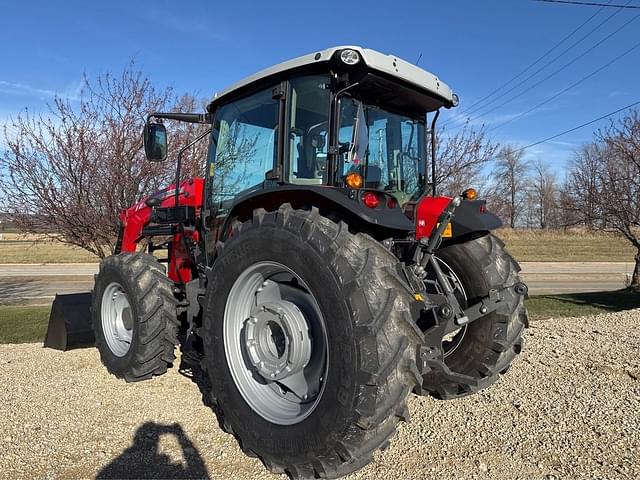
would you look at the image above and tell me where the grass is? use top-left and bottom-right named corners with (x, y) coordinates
top-left (525, 288), bottom-right (640, 319)
top-left (0, 241), bottom-right (99, 264)
top-left (0, 305), bottom-right (51, 343)
top-left (496, 228), bottom-right (636, 262)
top-left (1, 290), bottom-right (638, 344)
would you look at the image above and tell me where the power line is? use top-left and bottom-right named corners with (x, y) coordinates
top-left (537, 0), bottom-right (640, 8)
top-left (444, 0), bottom-right (632, 128)
top-left (514, 99), bottom-right (640, 153)
top-left (458, 9), bottom-right (639, 124)
top-left (444, 0), bottom-right (613, 125)
top-left (487, 39), bottom-right (640, 132)
top-left (459, 1), bottom-right (631, 120)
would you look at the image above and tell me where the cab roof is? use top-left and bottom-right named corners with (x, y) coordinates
top-left (207, 46), bottom-right (457, 111)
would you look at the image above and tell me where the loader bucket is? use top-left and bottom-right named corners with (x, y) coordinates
top-left (44, 292), bottom-right (95, 351)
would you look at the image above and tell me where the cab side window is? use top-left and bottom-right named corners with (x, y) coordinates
top-left (208, 88), bottom-right (279, 208)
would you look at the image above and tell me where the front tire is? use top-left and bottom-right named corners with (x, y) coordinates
top-left (201, 205), bottom-right (423, 479)
top-left (92, 253), bottom-right (179, 382)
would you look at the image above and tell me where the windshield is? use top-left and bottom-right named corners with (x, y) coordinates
top-left (338, 96), bottom-right (426, 206)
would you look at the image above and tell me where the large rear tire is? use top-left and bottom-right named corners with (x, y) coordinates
top-left (421, 233), bottom-right (528, 400)
top-left (201, 205), bottom-right (423, 479)
top-left (92, 252), bottom-right (179, 382)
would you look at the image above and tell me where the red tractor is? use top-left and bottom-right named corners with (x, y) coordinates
top-left (82, 47), bottom-right (527, 478)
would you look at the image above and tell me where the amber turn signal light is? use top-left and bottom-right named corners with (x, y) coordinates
top-left (462, 188), bottom-right (477, 200)
top-left (345, 172), bottom-right (364, 189)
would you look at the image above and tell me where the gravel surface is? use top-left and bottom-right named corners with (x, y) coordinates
top-left (1, 311), bottom-right (639, 479)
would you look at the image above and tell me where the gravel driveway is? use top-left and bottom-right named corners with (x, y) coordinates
top-left (1, 311), bottom-right (639, 479)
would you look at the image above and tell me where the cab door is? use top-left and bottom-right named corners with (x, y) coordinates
top-left (202, 86), bottom-right (283, 262)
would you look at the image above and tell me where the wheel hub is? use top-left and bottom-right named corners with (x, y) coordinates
top-left (244, 300), bottom-right (311, 381)
top-left (101, 282), bottom-right (133, 357)
top-left (224, 262), bottom-right (328, 425)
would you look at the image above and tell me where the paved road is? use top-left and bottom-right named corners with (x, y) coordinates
top-left (519, 261), bottom-right (635, 294)
top-left (0, 262), bottom-right (635, 305)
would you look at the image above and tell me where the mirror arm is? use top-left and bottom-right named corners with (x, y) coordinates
top-left (174, 128), bottom-right (212, 207)
top-left (148, 112), bottom-right (212, 124)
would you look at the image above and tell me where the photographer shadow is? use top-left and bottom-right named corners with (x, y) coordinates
top-left (96, 422), bottom-right (210, 479)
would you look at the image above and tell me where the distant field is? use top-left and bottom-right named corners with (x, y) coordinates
top-left (0, 228), bottom-right (636, 264)
top-left (0, 240), bottom-right (98, 263)
top-left (496, 228), bottom-right (636, 262)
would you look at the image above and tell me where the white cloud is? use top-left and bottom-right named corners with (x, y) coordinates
top-left (609, 90), bottom-right (631, 98)
top-left (0, 77), bottom-right (84, 101)
top-left (0, 80), bottom-right (57, 99)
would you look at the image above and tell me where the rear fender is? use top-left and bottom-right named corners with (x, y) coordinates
top-left (414, 195), bottom-right (502, 240)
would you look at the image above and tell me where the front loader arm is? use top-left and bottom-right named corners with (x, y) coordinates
top-left (118, 178), bottom-right (204, 283)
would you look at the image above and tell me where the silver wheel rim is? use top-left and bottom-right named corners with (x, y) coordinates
top-left (425, 258), bottom-right (468, 358)
top-left (101, 282), bottom-right (133, 357)
top-left (224, 261), bottom-right (328, 425)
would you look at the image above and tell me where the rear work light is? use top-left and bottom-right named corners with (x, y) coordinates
top-left (339, 49), bottom-right (360, 65)
top-left (362, 192), bottom-right (380, 208)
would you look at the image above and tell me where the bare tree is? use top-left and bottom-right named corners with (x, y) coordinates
top-left (434, 122), bottom-right (498, 195)
top-left (601, 109), bottom-right (640, 170)
top-left (556, 181), bottom-right (579, 230)
top-left (564, 144), bottom-right (601, 228)
top-left (0, 63), bottom-right (208, 258)
top-left (530, 159), bottom-right (558, 229)
top-left (487, 145), bottom-right (529, 228)
top-left (565, 108), bottom-right (640, 289)
top-left (598, 134), bottom-right (640, 289)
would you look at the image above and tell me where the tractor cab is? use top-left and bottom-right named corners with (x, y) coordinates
top-left (201, 46), bottom-right (459, 243)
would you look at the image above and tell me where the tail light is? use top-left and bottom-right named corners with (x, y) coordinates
top-left (362, 192), bottom-right (380, 209)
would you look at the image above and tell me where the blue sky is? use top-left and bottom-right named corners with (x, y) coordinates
top-left (1, 0), bottom-right (639, 175)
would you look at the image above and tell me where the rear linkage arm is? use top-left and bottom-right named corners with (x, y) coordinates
top-left (410, 195), bottom-right (528, 339)
top-left (401, 195), bottom-right (528, 388)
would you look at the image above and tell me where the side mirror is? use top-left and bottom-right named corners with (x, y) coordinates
top-left (143, 122), bottom-right (168, 162)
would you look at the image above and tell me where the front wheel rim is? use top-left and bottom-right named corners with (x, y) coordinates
top-left (101, 282), bottom-right (133, 357)
top-left (223, 261), bottom-right (328, 425)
